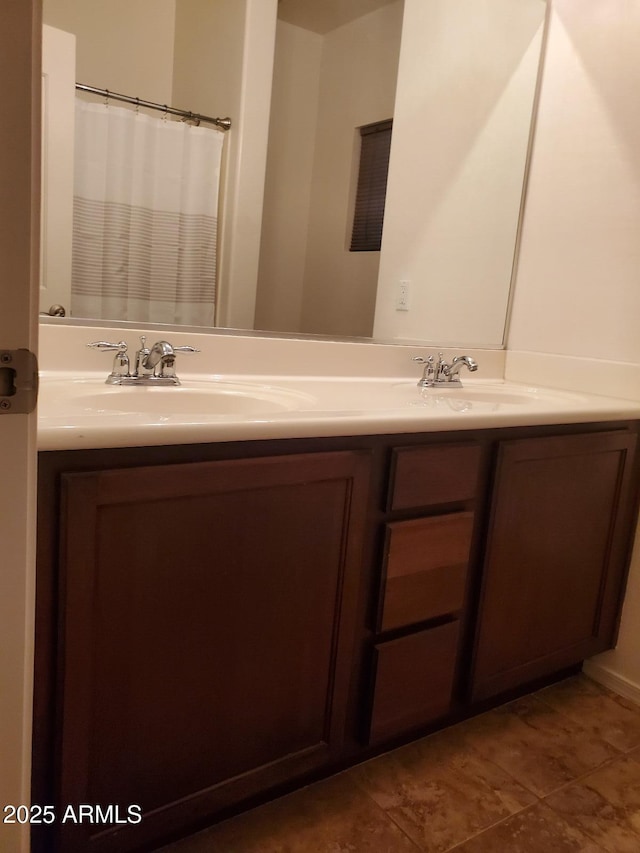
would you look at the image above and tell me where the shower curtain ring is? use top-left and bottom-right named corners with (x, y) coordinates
top-left (104, 88), bottom-right (109, 107)
top-left (135, 96), bottom-right (140, 115)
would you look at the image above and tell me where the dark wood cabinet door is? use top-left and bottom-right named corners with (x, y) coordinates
top-left (54, 451), bottom-right (369, 852)
top-left (471, 431), bottom-right (638, 701)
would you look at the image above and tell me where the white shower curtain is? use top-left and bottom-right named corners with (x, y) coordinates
top-left (71, 99), bottom-right (224, 326)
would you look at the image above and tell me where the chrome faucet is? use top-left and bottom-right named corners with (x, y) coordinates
top-left (142, 340), bottom-right (176, 372)
top-left (412, 352), bottom-right (478, 388)
top-left (447, 355), bottom-right (478, 380)
top-left (88, 336), bottom-right (200, 385)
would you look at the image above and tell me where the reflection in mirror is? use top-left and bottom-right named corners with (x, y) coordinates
top-left (40, 0), bottom-right (547, 349)
top-left (375, 0), bottom-right (548, 348)
top-left (255, 0), bottom-right (404, 339)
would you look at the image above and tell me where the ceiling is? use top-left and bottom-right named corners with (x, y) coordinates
top-left (277, 0), bottom-right (397, 35)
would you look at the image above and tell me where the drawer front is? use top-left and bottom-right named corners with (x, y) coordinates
top-left (379, 512), bottom-right (473, 632)
top-left (389, 442), bottom-right (481, 511)
top-left (368, 621), bottom-right (460, 743)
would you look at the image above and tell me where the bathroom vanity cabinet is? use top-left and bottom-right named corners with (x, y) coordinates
top-left (33, 421), bottom-right (640, 853)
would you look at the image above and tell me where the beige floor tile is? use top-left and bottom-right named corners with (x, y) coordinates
top-left (545, 755), bottom-right (640, 853)
top-left (536, 675), bottom-right (640, 752)
top-left (457, 694), bottom-right (618, 797)
top-left (448, 802), bottom-right (604, 853)
top-left (628, 746), bottom-right (640, 763)
top-left (157, 773), bottom-right (421, 853)
top-left (348, 726), bottom-right (536, 853)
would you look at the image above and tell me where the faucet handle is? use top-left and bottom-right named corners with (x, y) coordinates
top-left (87, 341), bottom-right (130, 380)
top-left (135, 335), bottom-right (150, 358)
top-left (153, 344), bottom-right (199, 380)
top-left (173, 345), bottom-right (200, 354)
top-left (412, 355), bottom-right (436, 387)
top-left (87, 340), bottom-right (128, 352)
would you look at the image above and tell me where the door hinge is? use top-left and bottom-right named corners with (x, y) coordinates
top-left (0, 349), bottom-right (38, 414)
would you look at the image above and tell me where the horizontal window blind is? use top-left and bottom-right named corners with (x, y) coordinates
top-left (350, 119), bottom-right (393, 252)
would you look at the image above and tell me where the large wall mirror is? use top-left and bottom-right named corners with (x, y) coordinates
top-left (40, 0), bottom-right (547, 349)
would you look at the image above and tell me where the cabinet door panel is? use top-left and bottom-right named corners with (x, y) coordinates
top-left (471, 431), bottom-right (637, 701)
top-left (55, 451), bottom-right (369, 852)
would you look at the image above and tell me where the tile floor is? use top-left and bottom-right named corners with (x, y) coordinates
top-left (159, 675), bottom-right (640, 852)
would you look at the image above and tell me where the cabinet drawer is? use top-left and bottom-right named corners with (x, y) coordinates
top-left (379, 512), bottom-right (473, 632)
top-left (368, 621), bottom-right (460, 743)
top-left (389, 443), bottom-right (481, 511)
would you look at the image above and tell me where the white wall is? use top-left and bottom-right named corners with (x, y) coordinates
top-left (254, 22), bottom-right (322, 333)
top-left (508, 1), bottom-right (640, 367)
top-left (42, 0), bottom-right (176, 103)
top-left (506, 0), bottom-right (640, 698)
top-left (374, 0), bottom-right (545, 346)
top-left (173, 0), bottom-right (243, 119)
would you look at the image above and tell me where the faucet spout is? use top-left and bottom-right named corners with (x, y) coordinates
top-left (448, 355), bottom-right (478, 378)
top-left (142, 340), bottom-right (175, 371)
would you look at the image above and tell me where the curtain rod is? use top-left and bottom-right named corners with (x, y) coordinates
top-left (75, 83), bottom-right (232, 131)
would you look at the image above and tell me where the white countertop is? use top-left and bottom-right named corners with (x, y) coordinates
top-left (37, 371), bottom-right (640, 451)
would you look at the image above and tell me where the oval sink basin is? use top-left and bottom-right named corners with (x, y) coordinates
top-left (40, 379), bottom-right (315, 416)
top-left (389, 382), bottom-right (578, 408)
top-left (413, 389), bottom-right (540, 405)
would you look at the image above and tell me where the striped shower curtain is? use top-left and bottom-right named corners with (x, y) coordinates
top-left (71, 99), bottom-right (224, 326)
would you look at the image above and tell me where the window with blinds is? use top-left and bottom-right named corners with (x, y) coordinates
top-left (350, 119), bottom-right (393, 252)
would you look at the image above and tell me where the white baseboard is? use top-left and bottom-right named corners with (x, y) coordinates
top-left (583, 660), bottom-right (640, 706)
